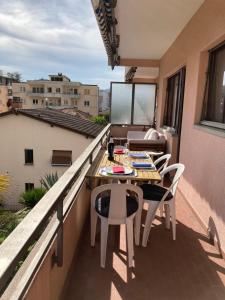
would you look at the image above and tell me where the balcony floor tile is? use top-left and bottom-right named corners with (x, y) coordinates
top-left (64, 190), bottom-right (225, 300)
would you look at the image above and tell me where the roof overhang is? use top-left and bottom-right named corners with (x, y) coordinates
top-left (92, 0), bottom-right (205, 68)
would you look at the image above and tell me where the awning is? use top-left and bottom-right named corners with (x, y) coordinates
top-left (52, 150), bottom-right (72, 166)
top-left (92, 0), bottom-right (119, 69)
top-left (125, 67), bottom-right (137, 82)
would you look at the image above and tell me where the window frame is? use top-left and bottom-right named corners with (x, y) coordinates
top-left (25, 183), bottom-right (34, 191)
top-left (25, 149), bottom-right (34, 165)
top-left (84, 89), bottom-right (90, 95)
top-left (110, 82), bottom-right (157, 125)
top-left (163, 67), bottom-right (186, 134)
top-left (51, 150), bottom-right (72, 166)
top-left (201, 40), bottom-right (225, 130)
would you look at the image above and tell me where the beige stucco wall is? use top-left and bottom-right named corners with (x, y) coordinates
top-left (0, 114), bottom-right (92, 209)
top-left (12, 82), bottom-right (99, 116)
top-left (78, 85), bottom-right (99, 116)
top-left (0, 86), bottom-right (11, 112)
top-left (157, 0), bottom-right (225, 253)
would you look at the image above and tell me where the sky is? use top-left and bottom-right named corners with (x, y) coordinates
top-left (0, 0), bottom-right (124, 89)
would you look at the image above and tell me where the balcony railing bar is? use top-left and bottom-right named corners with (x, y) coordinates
top-left (0, 124), bottom-right (110, 297)
top-left (3, 166), bottom-right (90, 300)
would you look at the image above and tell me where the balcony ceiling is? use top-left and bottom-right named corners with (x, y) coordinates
top-left (115, 0), bottom-right (204, 61)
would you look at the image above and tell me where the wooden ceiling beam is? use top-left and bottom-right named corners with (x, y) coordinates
top-left (119, 58), bottom-right (160, 67)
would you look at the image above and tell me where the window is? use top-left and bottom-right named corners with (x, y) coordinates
top-left (32, 87), bottom-right (44, 93)
top-left (25, 183), bottom-right (34, 191)
top-left (52, 150), bottom-right (72, 166)
top-left (201, 41), bottom-right (225, 129)
top-left (84, 89), bottom-right (90, 95)
top-left (64, 99), bottom-right (69, 105)
top-left (110, 82), bottom-right (156, 125)
top-left (74, 89), bottom-right (78, 95)
top-left (72, 100), bottom-right (77, 106)
top-left (20, 86), bottom-right (25, 92)
top-left (84, 100), bottom-right (90, 106)
top-left (163, 67), bottom-right (186, 132)
top-left (47, 87), bottom-right (52, 93)
top-left (25, 149), bottom-right (33, 164)
top-left (56, 88), bottom-right (61, 93)
top-left (33, 99), bottom-right (38, 104)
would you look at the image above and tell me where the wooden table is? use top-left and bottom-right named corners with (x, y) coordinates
top-left (86, 151), bottom-right (161, 183)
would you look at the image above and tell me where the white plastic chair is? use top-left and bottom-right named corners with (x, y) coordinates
top-left (154, 153), bottom-right (171, 216)
top-left (148, 151), bottom-right (164, 159)
top-left (154, 153), bottom-right (171, 173)
top-left (141, 163), bottom-right (185, 247)
top-left (91, 183), bottom-right (143, 268)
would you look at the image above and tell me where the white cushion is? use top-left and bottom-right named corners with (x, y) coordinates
top-left (144, 128), bottom-right (154, 140)
top-left (148, 130), bottom-right (160, 140)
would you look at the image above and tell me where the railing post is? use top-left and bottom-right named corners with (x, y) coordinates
top-left (53, 199), bottom-right (63, 267)
top-left (89, 153), bottom-right (93, 164)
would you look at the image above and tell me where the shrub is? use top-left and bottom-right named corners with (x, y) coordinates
top-left (40, 172), bottom-right (59, 190)
top-left (0, 208), bottom-right (30, 244)
top-left (0, 174), bottom-right (9, 206)
top-left (20, 188), bottom-right (46, 208)
top-left (91, 115), bottom-right (108, 125)
top-left (0, 210), bottom-right (18, 244)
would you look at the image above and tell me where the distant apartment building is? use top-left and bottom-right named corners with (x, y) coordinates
top-left (0, 75), bottom-right (15, 113)
top-left (12, 73), bottom-right (99, 116)
top-left (0, 108), bottom-right (103, 209)
top-left (99, 89), bottom-right (110, 115)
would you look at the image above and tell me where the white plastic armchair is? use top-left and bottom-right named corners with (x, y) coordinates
top-left (141, 163), bottom-right (185, 247)
top-left (154, 153), bottom-right (171, 173)
top-left (91, 183), bottom-right (143, 268)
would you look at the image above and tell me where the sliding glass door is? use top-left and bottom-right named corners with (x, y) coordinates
top-left (110, 82), bottom-right (156, 125)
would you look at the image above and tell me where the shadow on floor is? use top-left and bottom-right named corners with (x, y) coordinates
top-left (64, 192), bottom-right (225, 300)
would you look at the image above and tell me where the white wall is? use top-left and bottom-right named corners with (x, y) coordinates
top-left (0, 114), bottom-right (92, 209)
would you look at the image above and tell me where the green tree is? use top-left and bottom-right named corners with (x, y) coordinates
top-left (91, 115), bottom-right (108, 125)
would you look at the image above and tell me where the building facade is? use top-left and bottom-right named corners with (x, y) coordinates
top-left (12, 73), bottom-right (99, 116)
top-left (0, 108), bottom-right (103, 209)
top-left (0, 75), bottom-right (14, 113)
top-left (99, 89), bottom-right (110, 115)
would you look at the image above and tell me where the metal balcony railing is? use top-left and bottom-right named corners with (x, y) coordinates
top-left (26, 92), bottom-right (81, 98)
top-left (0, 124), bottom-right (110, 299)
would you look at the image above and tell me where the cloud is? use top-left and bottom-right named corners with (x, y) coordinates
top-left (0, 0), bottom-right (123, 88)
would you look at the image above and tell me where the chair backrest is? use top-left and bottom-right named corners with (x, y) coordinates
top-left (154, 153), bottom-right (171, 173)
top-left (91, 183), bottom-right (143, 221)
top-left (160, 163), bottom-right (185, 197)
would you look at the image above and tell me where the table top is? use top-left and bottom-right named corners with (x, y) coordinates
top-left (86, 151), bottom-right (161, 182)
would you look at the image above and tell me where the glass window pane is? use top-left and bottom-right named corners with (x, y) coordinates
top-left (111, 83), bottom-right (132, 124)
top-left (133, 84), bottom-right (156, 125)
top-left (206, 46), bottom-right (225, 123)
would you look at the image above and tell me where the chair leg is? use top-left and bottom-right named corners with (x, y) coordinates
top-left (134, 209), bottom-right (142, 246)
top-left (170, 202), bottom-right (176, 240)
top-left (91, 207), bottom-right (98, 246)
top-left (142, 201), bottom-right (159, 247)
top-left (100, 218), bottom-right (108, 268)
top-left (159, 203), bottom-right (164, 217)
top-left (126, 218), bottom-right (134, 267)
top-left (164, 203), bottom-right (170, 229)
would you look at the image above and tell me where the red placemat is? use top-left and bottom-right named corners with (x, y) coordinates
top-left (114, 149), bottom-right (125, 154)
top-left (112, 166), bottom-right (125, 173)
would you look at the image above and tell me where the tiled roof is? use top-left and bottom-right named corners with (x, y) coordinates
top-left (12, 108), bottom-right (104, 138)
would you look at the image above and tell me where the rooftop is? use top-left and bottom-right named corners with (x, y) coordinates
top-left (0, 108), bottom-right (104, 138)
